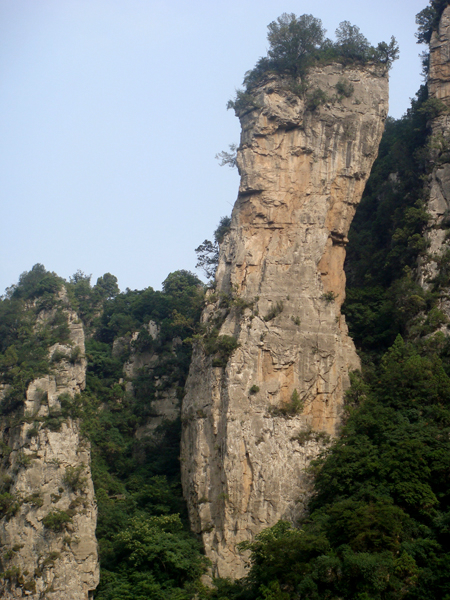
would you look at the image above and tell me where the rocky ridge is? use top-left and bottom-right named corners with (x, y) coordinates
top-left (181, 63), bottom-right (388, 578)
top-left (0, 293), bottom-right (98, 599)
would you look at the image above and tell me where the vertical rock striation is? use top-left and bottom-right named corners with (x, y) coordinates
top-left (418, 6), bottom-right (450, 319)
top-left (182, 64), bottom-right (388, 578)
top-left (0, 294), bottom-right (99, 599)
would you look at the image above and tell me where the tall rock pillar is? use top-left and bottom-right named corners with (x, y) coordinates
top-left (418, 6), bottom-right (450, 319)
top-left (0, 292), bottom-right (99, 600)
top-left (182, 64), bottom-right (388, 578)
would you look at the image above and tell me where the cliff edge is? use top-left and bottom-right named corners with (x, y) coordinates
top-left (181, 63), bottom-right (388, 578)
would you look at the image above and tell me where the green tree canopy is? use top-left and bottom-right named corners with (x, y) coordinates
top-left (7, 263), bottom-right (62, 300)
top-left (266, 13), bottom-right (326, 76)
top-left (195, 216), bottom-right (231, 281)
top-left (335, 21), bottom-right (370, 61)
top-left (162, 270), bottom-right (203, 297)
top-left (416, 0), bottom-right (450, 44)
top-left (232, 12), bottom-right (398, 103)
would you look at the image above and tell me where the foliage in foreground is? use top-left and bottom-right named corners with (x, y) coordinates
top-left (96, 515), bottom-right (208, 600)
top-left (77, 270), bottom-right (208, 599)
top-left (208, 336), bottom-right (450, 599)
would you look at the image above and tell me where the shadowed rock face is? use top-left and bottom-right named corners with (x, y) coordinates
top-left (418, 6), bottom-right (450, 320)
top-left (0, 293), bottom-right (99, 600)
top-left (181, 64), bottom-right (388, 578)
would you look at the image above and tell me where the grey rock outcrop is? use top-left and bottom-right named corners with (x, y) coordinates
top-left (418, 6), bottom-right (450, 320)
top-left (181, 64), bottom-right (388, 578)
top-left (0, 297), bottom-right (99, 599)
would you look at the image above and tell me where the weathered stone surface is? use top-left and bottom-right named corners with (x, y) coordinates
top-left (181, 64), bottom-right (388, 578)
top-left (0, 297), bottom-right (99, 599)
top-left (429, 6), bottom-right (450, 106)
top-left (418, 6), bottom-right (450, 320)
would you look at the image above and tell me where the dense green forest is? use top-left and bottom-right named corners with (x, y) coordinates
top-left (3, 1), bottom-right (450, 599)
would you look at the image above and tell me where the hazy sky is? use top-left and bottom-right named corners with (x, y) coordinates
top-left (1, 0), bottom-right (428, 293)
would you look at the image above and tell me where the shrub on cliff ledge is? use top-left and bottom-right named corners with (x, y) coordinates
top-left (228, 13), bottom-right (398, 112)
top-left (207, 335), bottom-right (240, 368)
top-left (63, 465), bottom-right (87, 493)
top-left (42, 509), bottom-right (72, 532)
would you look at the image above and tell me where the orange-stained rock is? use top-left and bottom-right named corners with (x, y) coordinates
top-left (181, 64), bottom-right (388, 578)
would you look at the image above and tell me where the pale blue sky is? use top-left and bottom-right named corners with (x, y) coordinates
top-left (1, 0), bottom-right (428, 293)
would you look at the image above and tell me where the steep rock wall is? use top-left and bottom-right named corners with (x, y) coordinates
top-left (181, 64), bottom-right (388, 578)
top-left (418, 6), bottom-right (450, 320)
top-left (0, 296), bottom-right (98, 599)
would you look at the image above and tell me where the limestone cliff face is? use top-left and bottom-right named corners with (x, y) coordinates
top-left (418, 5), bottom-right (450, 319)
top-left (0, 294), bottom-right (98, 599)
top-left (181, 64), bottom-right (388, 578)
